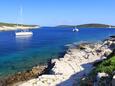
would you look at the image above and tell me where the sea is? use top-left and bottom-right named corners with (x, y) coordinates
top-left (0, 27), bottom-right (115, 78)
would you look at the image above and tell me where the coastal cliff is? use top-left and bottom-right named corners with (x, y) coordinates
top-left (14, 36), bottom-right (115, 86)
top-left (0, 22), bottom-right (39, 31)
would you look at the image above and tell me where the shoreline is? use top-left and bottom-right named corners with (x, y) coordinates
top-left (0, 26), bottom-right (39, 31)
top-left (0, 51), bottom-right (66, 86)
top-left (0, 36), bottom-right (115, 86)
top-left (0, 65), bottom-right (47, 86)
top-left (16, 36), bottom-right (114, 86)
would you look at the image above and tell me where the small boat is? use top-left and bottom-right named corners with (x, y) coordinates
top-left (15, 6), bottom-right (33, 36)
top-left (109, 25), bottom-right (112, 28)
top-left (72, 27), bottom-right (79, 32)
top-left (16, 31), bottom-right (33, 36)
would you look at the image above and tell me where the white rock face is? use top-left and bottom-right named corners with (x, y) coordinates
top-left (17, 40), bottom-right (114, 86)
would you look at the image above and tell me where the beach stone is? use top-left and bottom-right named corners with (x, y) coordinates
top-left (112, 75), bottom-right (115, 86)
top-left (96, 72), bottom-right (109, 82)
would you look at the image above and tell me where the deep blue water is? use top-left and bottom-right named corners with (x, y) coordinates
top-left (0, 27), bottom-right (115, 78)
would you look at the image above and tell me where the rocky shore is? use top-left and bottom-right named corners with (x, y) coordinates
top-left (0, 65), bottom-right (47, 86)
top-left (12, 36), bottom-right (114, 86)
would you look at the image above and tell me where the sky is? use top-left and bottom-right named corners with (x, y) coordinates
top-left (0, 0), bottom-right (115, 26)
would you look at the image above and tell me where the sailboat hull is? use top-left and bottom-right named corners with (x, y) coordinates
top-left (15, 32), bottom-right (33, 36)
top-left (73, 29), bottom-right (79, 32)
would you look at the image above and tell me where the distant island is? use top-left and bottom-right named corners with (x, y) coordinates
top-left (0, 22), bottom-right (39, 31)
top-left (57, 23), bottom-right (115, 28)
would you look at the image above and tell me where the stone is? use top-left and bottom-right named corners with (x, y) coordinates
top-left (96, 72), bottom-right (109, 81)
top-left (112, 75), bottom-right (115, 86)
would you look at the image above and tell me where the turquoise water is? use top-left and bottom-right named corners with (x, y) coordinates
top-left (0, 27), bottom-right (115, 78)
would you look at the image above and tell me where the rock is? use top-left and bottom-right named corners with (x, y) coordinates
top-left (32, 66), bottom-right (41, 75)
top-left (110, 43), bottom-right (115, 50)
top-left (1, 65), bottom-right (47, 86)
top-left (110, 35), bottom-right (115, 38)
top-left (112, 75), bottom-right (115, 86)
top-left (96, 72), bottom-right (109, 81)
top-left (0, 79), bottom-right (6, 86)
top-left (104, 49), bottom-right (112, 56)
top-left (78, 45), bottom-right (86, 50)
top-left (112, 71), bottom-right (115, 75)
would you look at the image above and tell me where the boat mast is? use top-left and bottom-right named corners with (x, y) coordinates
top-left (20, 6), bottom-right (23, 29)
top-left (16, 6), bottom-right (23, 30)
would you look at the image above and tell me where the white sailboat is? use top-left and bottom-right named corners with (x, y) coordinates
top-left (72, 26), bottom-right (79, 32)
top-left (109, 25), bottom-right (112, 28)
top-left (16, 31), bottom-right (33, 36)
top-left (15, 7), bottom-right (33, 36)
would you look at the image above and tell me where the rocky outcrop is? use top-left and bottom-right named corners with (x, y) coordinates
top-left (16, 37), bottom-right (115, 86)
top-left (0, 65), bottom-right (47, 86)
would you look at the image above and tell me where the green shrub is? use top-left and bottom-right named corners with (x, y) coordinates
top-left (95, 56), bottom-right (115, 74)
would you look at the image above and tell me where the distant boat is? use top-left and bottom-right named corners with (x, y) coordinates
top-left (72, 27), bottom-right (79, 32)
top-left (15, 7), bottom-right (33, 36)
top-left (109, 25), bottom-right (112, 28)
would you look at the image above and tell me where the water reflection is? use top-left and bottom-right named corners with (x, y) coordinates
top-left (16, 34), bottom-right (32, 39)
top-left (15, 35), bottom-right (33, 50)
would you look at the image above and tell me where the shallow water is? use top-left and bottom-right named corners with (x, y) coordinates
top-left (0, 27), bottom-right (115, 78)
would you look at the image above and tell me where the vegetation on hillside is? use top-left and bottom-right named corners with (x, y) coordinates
top-left (57, 23), bottom-right (115, 28)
